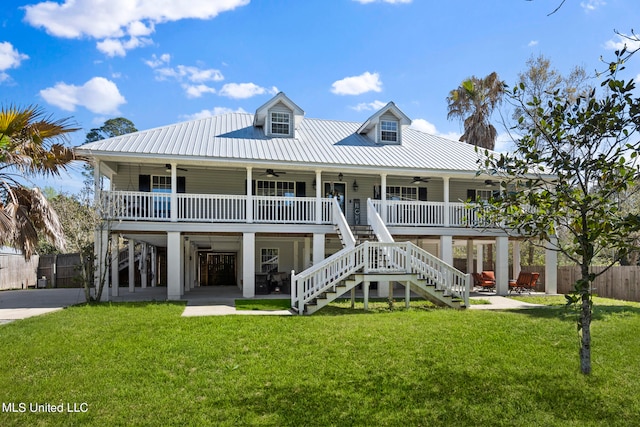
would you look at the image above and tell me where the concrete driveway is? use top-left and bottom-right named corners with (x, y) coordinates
top-left (0, 288), bottom-right (86, 324)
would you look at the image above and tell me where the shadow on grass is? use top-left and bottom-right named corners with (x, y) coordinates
top-left (508, 303), bottom-right (640, 323)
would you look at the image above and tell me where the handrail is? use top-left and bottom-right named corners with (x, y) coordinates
top-left (291, 241), bottom-right (470, 313)
top-left (332, 198), bottom-right (356, 248)
top-left (367, 198), bottom-right (394, 243)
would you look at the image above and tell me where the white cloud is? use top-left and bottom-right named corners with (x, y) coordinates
top-left (528, 40), bottom-right (539, 47)
top-left (331, 72), bottom-right (382, 96)
top-left (183, 84), bottom-right (216, 98)
top-left (0, 42), bottom-right (29, 82)
top-left (604, 34), bottom-right (640, 52)
top-left (181, 106), bottom-right (248, 121)
top-left (351, 100), bottom-right (387, 112)
top-left (145, 53), bottom-right (171, 68)
top-left (580, 0), bottom-right (606, 11)
top-left (353, 0), bottom-right (412, 4)
top-left (40, 77), bottom-right (126, 114)
top-left (493, 132), bottom-right (516, 154)
top-left (410, 118), bottom-right (461, 142)
top-left (24, 0), bottom-right (250, 56)
top-left (219, 83), bottom-right (278, 99)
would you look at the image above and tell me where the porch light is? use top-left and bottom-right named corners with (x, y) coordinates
top-left (338, 173), bottom-right (343, 181)
top-left (312, 179), bottom-right (316, 189)
top-left (353, 180), bottom-right (359, 191)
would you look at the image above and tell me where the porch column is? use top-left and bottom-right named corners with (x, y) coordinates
top-left (140, 243), bottom-right (148, 289)
top-left (170, 163), bottom-right (177, 222)
top-left (377, 281), bottom-right (390, 298)
top-left (242, 232), bottom-right (255, 298)
top-left (111, 233), bottom-right (119, 297)
top-left (495, 236), bottom-right (509, 295)
top-left (246, 167), bottom-right (253, 223)
top-left (94, 228), bottom-right (110, 302)
top-left (312, 233), bottom-right (325, 265)
top-left (167, 232), bottom-right (183, 300)
top-left (476, 244), bottom-right (484, 273)
top-left (380, 173), bottom-right (387, 222)
top-left (466, 240), bottom-right (474, 274)
top-left (512, 240), bottom-right (521, 280)
top-left (303, 237), bottom-right (311, 268)
top-left (443, 177), bottom-right (450, 227)
top-left (150, 246), bottom-right (157, 287)
top-left (128, 239), bottom-right (135, 292)
top-left (293, 240), bottom-right (300, 271)
top-left (315, 170), bottom-right (322, 224)
top-left (184, 239), bottom-right (191, 292)
top-left (439, 236), bottom-right (453, 266)
top-left (545, 237), bottom-right (558, 294)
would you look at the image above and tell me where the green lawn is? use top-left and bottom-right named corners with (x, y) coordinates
top-left (1, 299), bottom-right (640, 426)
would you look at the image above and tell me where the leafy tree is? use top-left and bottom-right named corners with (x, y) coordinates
top-left (478, 48), bottom-right (640, 374)
top-left (447, 72), bottom-right (504, 150)
top-left (0, 105), bottom-right (78, 258)
top-left (82, 117), bottom-right (137, 197)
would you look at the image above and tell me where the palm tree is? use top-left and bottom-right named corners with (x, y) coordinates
top-left (446, 72), bottom-right (504, 150)
top-left (0, 105), bottom-right (79, 258)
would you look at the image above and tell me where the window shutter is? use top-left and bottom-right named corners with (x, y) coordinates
top-left (177, 177), bottom-right (186, 193)
top-left (295, 182), bottom-right (306, 197)
top-left (418, 187), bottom-right (427, 201)
top-left (139, 175), bottom-right (151, 192)
top-left (467, 189), bottom-right (476, 202)
top-left (373, 185), bottom-right (381, 200)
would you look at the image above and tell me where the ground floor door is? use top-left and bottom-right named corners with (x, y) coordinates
top-left (200, 252), bottom-right (237, 286)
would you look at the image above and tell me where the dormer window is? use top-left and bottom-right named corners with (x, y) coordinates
top-left (380, 120), bottom-right (398, 143)
top-left (271, 112), bottom-right (291, 136)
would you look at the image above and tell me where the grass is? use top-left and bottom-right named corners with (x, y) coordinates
top-left (235, 299), bottom-right (291, 311)
top-left (1, 299), bottom-right (640, 426)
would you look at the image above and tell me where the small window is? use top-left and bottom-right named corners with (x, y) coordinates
top-left (476, 190), bottom-right (495, 201)
top-left (256, 180), bottom-right (295, 197)
top-left (152, 175), bottom-right (171, 193)
top-left (261, 248), bottom-right (279, 273)
top-left (380, 120), bottom-right (398, 142)
top-left (271, 112), bottom-right (290, 135)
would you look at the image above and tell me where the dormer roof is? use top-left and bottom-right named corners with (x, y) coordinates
top-left (253, 92), bottom-right (305, 130)
top-left (356, 101), bottom-right (412, 136)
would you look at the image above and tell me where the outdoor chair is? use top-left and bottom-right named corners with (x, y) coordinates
top-left (473, 272), bottom-right (495, 291)
top-left (509, 272), bottom-right (540, 294)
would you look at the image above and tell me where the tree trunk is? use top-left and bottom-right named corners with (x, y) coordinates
top-left (580, 292), bottom-right (592, 374)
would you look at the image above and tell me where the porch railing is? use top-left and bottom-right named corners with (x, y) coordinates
top-left (370, 200), bottom-right (491, 227)
top-left (100, 191), bottom-right (333, 224)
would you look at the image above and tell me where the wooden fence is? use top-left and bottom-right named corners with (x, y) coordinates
top-left (0, 253), bottom-right (39, 290)
top-left (37, 254), bottom-right (83, 288)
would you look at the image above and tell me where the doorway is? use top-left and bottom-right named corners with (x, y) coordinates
top-left (324, 182), bottom-right (346, 214)
top-left (200, 252), bottom-right (237, 286)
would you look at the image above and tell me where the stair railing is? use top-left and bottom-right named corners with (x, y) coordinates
top-left (367, 198), bottom-right (394, 243)
top-left (333, 198), bottom-right (356, 248)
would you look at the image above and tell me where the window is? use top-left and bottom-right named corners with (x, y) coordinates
top-left (256, 180), bottom-right (295, 197)
top-left (386, 186), bottom-right (417, 201)
top-left (152, 176), bottom-right (171, 217)
top-left (476, 189), bottom-right (495, 201)
top-left (271, 112), bottom-right (290, 135)
top-left (261, 248), bottom-right (279, 273)
top-left (380, 120), bottom-right (398, 143)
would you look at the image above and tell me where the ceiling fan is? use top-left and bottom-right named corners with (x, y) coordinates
top-left (484, 179), bottom-right (498, 187)
top-left (164, 164), bottom-right (188, 172)
top-left (411, 177), bottom-right (430, 185)
top-left (261, 168), bottom-right (287, 178)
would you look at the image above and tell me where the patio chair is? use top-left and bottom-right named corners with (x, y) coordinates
top-left (473, 272), bottom-right (495, 291)
top-left (508, 272), bottom-right (539, 294)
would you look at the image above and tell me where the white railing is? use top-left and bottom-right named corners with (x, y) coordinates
top-left (178, 194), bottom-right (246, 222)
top-left (291, 241), bottom-right (470, 313)
top-left (333, 198), bottom-right (356, 248)
top-left (100, 191), bottom-right (334, 224)
top-left (367, 199), bottom-right (394, 243)
top-left (369, 199), bottom-right (493, 228)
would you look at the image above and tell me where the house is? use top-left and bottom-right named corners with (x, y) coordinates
top-left (76, 92), bottom-right (558, 313)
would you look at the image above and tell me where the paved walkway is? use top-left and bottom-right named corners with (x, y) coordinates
top-left (0, 287), bottom-right (546, 322)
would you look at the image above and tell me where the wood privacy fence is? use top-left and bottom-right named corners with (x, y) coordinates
top-left (37, 254), bottom-right (83, 288)
top-left (0, 253), bottom-right (39, 290)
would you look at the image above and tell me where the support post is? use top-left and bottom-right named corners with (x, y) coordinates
top-left (466, 239), bottom-right (474, 274)
top-left (512, 240), bottom-right (521, 280)
top-left (111, 233), bottom-right (119, 297)
top-left (440, 235), bottom-right (453, 266)
top-left (476, 244), bottom-right (484, 273)
top-left (167, 232), bottom-right (183, 300)
top-left (363, 280), bottom-right (370, 311)
top-left (443, 177), bottom-right (450, 227)
top-left (97, 228), bottom-right (110, 302)
top-left (242, 232), bottom-right (255, 298)
top-left (312, 233), bottom-right (325, 265)
top-left (315, 170), bottom-right (322, 224)
top-left (128, 239), bottom-right (135, 293)
top-left (170, 163), bottom-right (177, 222)
top-left (405, 281), bottom-right (411, 308)
top-left (380, 173), bottom-right (387, 222)
top-left (246, 167), bottom-right (253, 223)
top-left (495, 236), bottom-right (509, 296)
top-left (140, 243), bottom-right (148, 289)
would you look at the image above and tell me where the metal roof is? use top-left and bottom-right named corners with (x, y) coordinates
top-left (76, 112), bottom-right (490, 174)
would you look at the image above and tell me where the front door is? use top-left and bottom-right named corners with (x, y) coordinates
top-left (324, 182), bottom-right (346, 214)
top-left (202, 253), bottom-right (237, 286)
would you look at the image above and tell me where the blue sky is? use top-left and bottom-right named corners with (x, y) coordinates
top-left (2, 0), bottom-right (640, 193)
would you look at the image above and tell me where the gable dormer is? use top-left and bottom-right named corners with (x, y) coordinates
top-left (253, 92), bottom-right (305, 138)
top-left (357, 102), bottom-right (411, 145)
